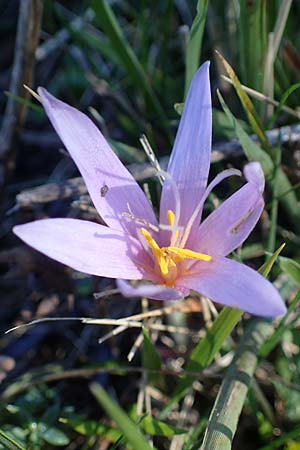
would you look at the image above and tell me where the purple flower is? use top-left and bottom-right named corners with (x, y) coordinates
top-left (14, 62), bottom-right (286, 317)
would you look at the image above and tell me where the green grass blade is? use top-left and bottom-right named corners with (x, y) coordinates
top-left (217, 90), bottom-right (273, 173)
top-left (239, 0), bottom-right (267, 91)
top-left (91, 0), bottom-right (169, 138)
top-left (0, 430), bottom-right (26, 450)
top-left (259, 243), bottom-right (286, 277)
top-left (142, 327), bottom-right (164, 388)
top-left (4, 91), bottom-right (43, 114)
top-left (142, 327), bottom-right (162, 372)
top-left (139, 415), bottom-right (186, 437)
top-left (90, 383), bottom-right (154, 450)
top-left (184, 0), bottom-right (209, 96)
top-left (267, 82), bottom-right (300, 128)
top-left (267, 146), bottom-right (281, 253)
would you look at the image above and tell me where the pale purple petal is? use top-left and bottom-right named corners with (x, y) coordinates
top-left (195, 182), bottom-right (264, 256)
top-left (117, 279), bottom-right (185, 301)
top-left (244, 161), bottom-right (265, 193)
top-left (13, 218), bottom-right (150, 279)
top-left (160, 62), bottom-right (212, 230)
top-left (179, 168), bottom-right (241, 249)
top-left (38, 88), bottom-right (157, 238)
top-left (176, 256), bottom-right (286, 317)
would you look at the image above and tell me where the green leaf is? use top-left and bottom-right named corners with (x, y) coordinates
top-left (109, 139), bottom-right (145, 164)
top-left (90, 383), bottom-right (153, 450)
top-left (43, 427), bottom-right (70, 446)
top-left (69, 28), bottom-right (121, 66)
top-left (142, 327), bottom-right (164, 387)
top-left (91, 0), bottom-right (169, 138)
top-left (184, 0), bottom-right (209, 96)
top-left (62, 411), bottom-right (185, 440)
top-left (0, 429), bottom-right (26, 450)
top-left (279, 256), bottom-right (300, 286)
top-left (259, 243), bottom-right (286, 277)
top-left (213, 108), bottom-right (250, 141)
top-left (139, 415), bottom-right (186, 437)
top-left (267, 82), bottom-right (300, 128)
top-left (60, 418), bottom-right (122, 442)
top-left (238, 0), bottom-right (267, 92)
top-left (285, 441), bottom-right (300, 450)
top-left (217, 90), bottom-right (273, 175)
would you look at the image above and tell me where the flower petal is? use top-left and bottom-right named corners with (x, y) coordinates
top-left (244, 161), bottom-right (265, 193)
top-left (13, 218), bottom-right (149, 279)
top-left (195, 181), bottom-right (264, 256)
top-left (176, 256), bottom-right (286, 317)
top-left (179, 168), bottom-right (241, 249)
top-left (116, 279), bottom-right (185, 301)
top-left (160, 62), bottom-right (212, 228)
top-left (38, 88), bottom-right (157, 237)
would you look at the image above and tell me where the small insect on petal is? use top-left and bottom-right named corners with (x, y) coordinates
top-left (101, 184), bottom-right (109, 197)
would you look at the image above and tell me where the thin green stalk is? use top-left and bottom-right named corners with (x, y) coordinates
top-left (267, 146), bottom-right (281, 254)
top-left (90, 383), bottom-right (153, 450)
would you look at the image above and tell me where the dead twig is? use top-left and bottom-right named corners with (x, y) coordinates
top-left (222, 75), bottom-right (300, 120)
top-left (0, 0), bottom-right (42, 186)
top-left (13, 122), bottom-right (300, 209)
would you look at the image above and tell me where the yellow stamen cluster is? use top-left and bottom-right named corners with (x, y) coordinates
top-left (140, 210), bottom-right (212, 282)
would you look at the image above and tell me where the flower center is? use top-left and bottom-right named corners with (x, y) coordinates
top-left (140, 209), bottom-right (212, 285)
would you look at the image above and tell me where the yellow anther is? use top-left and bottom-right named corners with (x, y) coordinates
top-left (141, 228), bottom-right (169, 275)
top-left (140, 228), bottom-right (160, 251)
top-left (158, 254), bottom-right (169, 275)
top-left (167, 209), bottom-right (175, 226)
top-left (167, 247), bottom-right (212, 262)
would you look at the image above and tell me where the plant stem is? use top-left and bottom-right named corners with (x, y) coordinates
top-left (201, 318), bottom-right (274, 450)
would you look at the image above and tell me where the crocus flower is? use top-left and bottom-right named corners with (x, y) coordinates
top-left (14, 62), bottom-right (286, 317)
